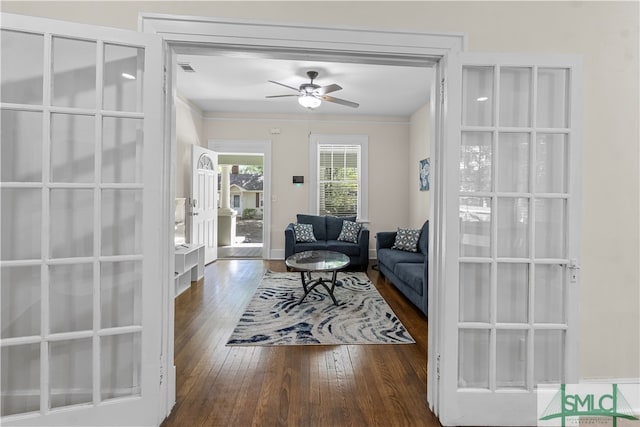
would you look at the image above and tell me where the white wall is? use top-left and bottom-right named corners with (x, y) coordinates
top-left (175, 95), bottom-right (203, 199)
top-left (5, 0), bottom-right (637, 381)
top-left (204, 113), bottom-right (410, 254)
top-left (408, 104), bottom-right (431, 229)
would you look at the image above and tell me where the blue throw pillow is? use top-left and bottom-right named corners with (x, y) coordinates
top-left (392, 228), bottom-right (421, 252)
top-left (293, 223), bottom-right (316, 242)
top-left (337, 220), bottom-right (361, 243)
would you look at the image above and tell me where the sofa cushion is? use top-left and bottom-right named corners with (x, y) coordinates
top-left (394, 263), bottom-right (424, 296)
top-left (294, 241), bottom-right (329, 252)
top-left (392, 228), bottom-right (421, 252)
top-left (377, 247), bottom-right (425, 267)
top-left (326, 240), bottom-right (361, 256)
top-left (337, 220), bottom-right (361, 243)
top-left (293, 223), bottom-right (316, 242)
top-left (326, 215), bottom-right (356, 240)
top-left (297, 214), bottom-right (326, 240)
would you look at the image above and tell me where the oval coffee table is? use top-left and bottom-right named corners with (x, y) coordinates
top-left (285, 250), bottom-right (350, 306)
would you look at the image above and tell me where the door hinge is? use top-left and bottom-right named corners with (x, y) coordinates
top-left (163, 66), bottom-right (168, 95)
top-left (159, 362), bottom-right (164, 386)
top-left (436, 353), bottom-right (441, 380)
top-left (568, 258), bottom-right (580, 283)
top-left (440, 78), bottom-right (445, 105)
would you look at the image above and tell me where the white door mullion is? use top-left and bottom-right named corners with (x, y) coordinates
top-left (490, 65), bottom-right (500, 393)
top-left (39, 30), bottom-right (53, 416)
top-left (527, 66), bottom-right (538, 392)
top-left (93, 39), bottom-right (104, 407)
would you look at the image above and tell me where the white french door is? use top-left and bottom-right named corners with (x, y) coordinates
top-left (190, 145), bottom-right (217, 264)
top-left (1, 13), bottom-right (164, 426)
top-left (434, 52), bottom-right (583, 426)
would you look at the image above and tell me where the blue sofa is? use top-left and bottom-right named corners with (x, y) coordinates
top-left (285, 214), bottom-right (369, 270)
top-left (376, 220), bottom-right (429, 315)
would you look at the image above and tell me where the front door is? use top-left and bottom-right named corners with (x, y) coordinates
top-left (433, 52), bottom-right (583, 425)
top-left (1, 13), bottom-right (165, 426)
top-left (190, 145), bottom-right (217, 264)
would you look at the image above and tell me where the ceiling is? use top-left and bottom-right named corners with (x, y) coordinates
top-left (175, 54), bottom-right (434, 117)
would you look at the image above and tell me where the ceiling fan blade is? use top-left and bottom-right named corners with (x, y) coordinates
top-left (268, 80), bottom-right (300, 92)
top-left (321, 95), bottom-right (359, 108)
top-left (265, 94), bottom-right (299, 98)
top-left (314, 83), bottom-right (342, 96)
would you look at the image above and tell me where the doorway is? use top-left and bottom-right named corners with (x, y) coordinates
top-left (144, 13), bottom-right (460, 423)
top-left (217, 154), bottom-right (265, 259)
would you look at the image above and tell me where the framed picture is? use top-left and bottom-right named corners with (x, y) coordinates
top-left (419, 158), bottom-right (430, 191)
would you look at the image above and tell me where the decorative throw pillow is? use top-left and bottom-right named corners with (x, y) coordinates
top-left (293, 223), bottom-right (316, 242)
top-left (392, 228), bottom-right (421, 252)
top-left (337, 220), bottom-right (361, 243)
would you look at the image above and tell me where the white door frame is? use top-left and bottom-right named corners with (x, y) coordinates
top-left (209, 139), bottom-right (272, 260)
top-left (140, 13), bottom-right (465, 422)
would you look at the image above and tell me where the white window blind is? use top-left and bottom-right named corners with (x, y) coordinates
top-left (318, 144), bottom-right (360, 216)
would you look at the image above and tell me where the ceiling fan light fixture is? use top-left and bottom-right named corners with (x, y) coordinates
top-left (298, 95), bottom-right (321, 109)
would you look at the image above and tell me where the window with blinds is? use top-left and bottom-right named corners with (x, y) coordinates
top-left (318, 144), bottom-right (360, 216)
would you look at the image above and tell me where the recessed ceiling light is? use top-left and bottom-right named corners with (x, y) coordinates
top-left (121, 72), bottom-right (136, 80)
top-left (477, 96), bottom-right (489, 102)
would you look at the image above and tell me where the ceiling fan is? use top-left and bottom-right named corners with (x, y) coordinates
top-left (266, 70), bottom-right (359, 109)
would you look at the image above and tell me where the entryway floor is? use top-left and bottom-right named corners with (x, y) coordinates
top-left (218, 243), bottom-right (262, 258)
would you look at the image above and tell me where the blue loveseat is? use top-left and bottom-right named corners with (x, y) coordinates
top-left (285, 214), bottom-right (369, 270)
top-left (376, 220), bottom-right (429, 315)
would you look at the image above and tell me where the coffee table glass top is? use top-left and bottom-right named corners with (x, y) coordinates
top-left (285, 250), bottom-right (350, 272)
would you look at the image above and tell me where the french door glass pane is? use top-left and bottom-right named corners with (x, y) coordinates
top-left (50, 189), bottom-right (94, 258)
top-left (1, 188), bottom-right (41, 261)
top-left (51, 113), bottom-right (95, 183)
top-left (102, 117), bottom-right (143, 183)
top-left (103, 44), bottom-right (144, 112)
top-left (49, 338), bottom-right (92, 408)
top-left (537, 68), bottom-right (568, 128)
top-left (497, 197), bottom-right (529, 258)
top-left (462, 66), bottom-right (493, 126)
top-left (101, 189), bottom-right (143, 256)
top-left (52, 37), bottom-right (96, 109)
top-left (460, 196), bottom-right (491, 257)
top-left (499, 67), bottom-right (531, 127)
top-left (534, 330), bottom-right (565, 384)
top-left (101, 261), bottom-right (142, 328)
top-left (1, 109), bottom-right (42, 182)
top-left (497, 263), bottom-right (529, 323)
top-left (534, 264), bottom-right (565, 324)
top-left (460, 132), bottom-right (492, 192)
top-left (1, 266), bottom-right (41, 339)
top-left (535, 198), bottom-right (566, 258)
top-left (497, 133), bottom-right (529, 192)
top-left (1, 343), bottom-right (40, 416)
top-left (458, 329), bottom-right (490, 389)
top-left (536, 134), bottom-right (567, 193)
top-left (49, 263), bottom-right (93, 333)
top-left (101, 333), bottom-right (141, 400)
top-left (1, 30), bottom-right (43, 105)
top-left (496, 329), bottom-right (527, 389)
top-left (459, 263), bottom-right (491, 322)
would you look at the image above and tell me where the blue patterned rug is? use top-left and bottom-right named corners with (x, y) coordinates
top-left (226, 271), bottom-right (415, 346)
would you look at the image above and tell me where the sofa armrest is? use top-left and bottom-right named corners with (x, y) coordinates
top-left (284, 223), bottom-right (296, 259)
top-left (376, 231), bottom-right (397, 251)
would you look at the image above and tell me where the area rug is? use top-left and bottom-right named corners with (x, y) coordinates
top-left (226, 271), bottom-right (415, 346)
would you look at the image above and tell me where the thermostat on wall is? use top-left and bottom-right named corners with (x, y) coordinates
top-left (292, 176), bottom-right (304, 184)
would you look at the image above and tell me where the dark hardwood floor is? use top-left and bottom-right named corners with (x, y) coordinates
top-left (161, 259), bottom-right (441, 427)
